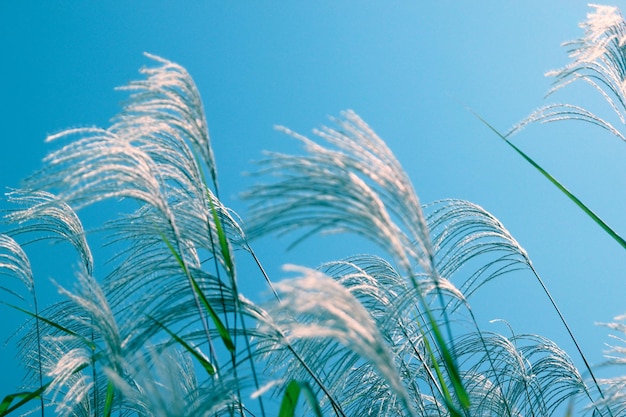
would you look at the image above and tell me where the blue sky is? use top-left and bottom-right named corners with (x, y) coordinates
top-left (2, 1), bottom-right (626, 404)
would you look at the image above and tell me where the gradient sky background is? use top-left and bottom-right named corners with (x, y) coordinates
top-left (2, 1), bottom-right (626, 408)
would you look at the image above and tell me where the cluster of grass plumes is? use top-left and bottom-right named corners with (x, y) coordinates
top-left (2, 4), bottom-right (626, 417)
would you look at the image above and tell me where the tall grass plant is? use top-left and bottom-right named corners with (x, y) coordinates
top-left (2, 4), bottom-right (626, 417)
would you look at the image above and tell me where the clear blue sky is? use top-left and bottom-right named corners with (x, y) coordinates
top-left (1, 1), bottom-right (626, 403)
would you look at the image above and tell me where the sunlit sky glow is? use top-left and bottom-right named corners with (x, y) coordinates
top-left (1, 1), bottom-right (626, 399)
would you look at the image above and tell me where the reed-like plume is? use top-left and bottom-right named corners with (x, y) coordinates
top-left (246, 111), bottom-right (436, 277)
top-left (2, 54), bottom-right (258, 416)
top-left (593, 315), bottom-right (626, 415)
top-left (509, 4), bottom-right (626, 139)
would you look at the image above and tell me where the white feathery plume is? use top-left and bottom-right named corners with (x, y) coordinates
top-left (118, 53), bottom-right (218, 192)
top-left (424, 199), bottom-right (531, 306)
top-left (509, 4), bottom-right (626, 140)
top-left (258, 264), bottom-right (416, 416)
top-left (593, 315), bottom-right (626, 414)
top-left (21, 54), bottom-right (249, 381)
top-left (453, 332), bottom-right (588, 416)
top-left (44, 273), bottom-right (123, 417)
top-left (34, 126), bottom-right (170, 214)
top-left (45, 343), bottom-right (94, 417)
top-left (104, 348), bottom-right (194, 417)
top-left (247, 110), bottom-right (434, 276)
top-left (0, 233), bottom-right (34, 298)
top-left (5, 190), bottom-right (93, 275)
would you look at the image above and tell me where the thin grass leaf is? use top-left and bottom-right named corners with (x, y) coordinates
top-left (476, 110), bottom-right (626, 251)
top-left (103, 382), bottom-right (114, 417)
top-left (160, 232), bottom-right (235, 353)
top-left (423, 309), bottom-right (470, 411)
top-left (0, 384), bottom-right (50, 417)
top-left (397, 275), bottom-right (470, 414)
top-left (279, 379), bottom-right (323, 417)
top-left (299, 381), bottom-right (324, 417)
top-left (278, 380), bottom-right (301, 417)
top-left (150, 317), bottom-right (216, 376)
top-left (3, 302), bottom-right (97, 351)
top-left (208, 195), bottom-right (235, 282)
top-left (418, 326), bottom-right (463, 417)
top-left (564, 400), bottom-right (574, 417)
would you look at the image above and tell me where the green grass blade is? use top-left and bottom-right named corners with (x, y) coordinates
top-left (426, 312), bottom-right (470, 411)
top-left (2, 302), bottom-right (96, 351)
top-left (419, 327), bottom-right (464, 417)
top-left (0, 361), bottom-right (96, 416)
top-left (474, 110), bottom-right (626, 251)
top-left (160, 234), bottom-right (236, 353)
top-left (150, 317), bottom-right (216, 375)
top-left (278, 380), bottom-right (300, 417)
top-left (188, 271), bottom-right (235, 353)
top-left (208, 196), bottom-right (235, 281)
top-left (279, 380), bottom-right (323, 417)
top-left (103, 381), bottom-right (114, 417)
top-left (0, 306), bottom-right (116, 415)
top-left (410, 283), bottom-right (470, 412)
top-left (0, 384), bottom-right (49, 417)
top-left (299, 381), bottom-right (323, 417)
